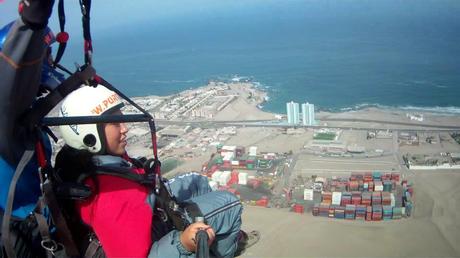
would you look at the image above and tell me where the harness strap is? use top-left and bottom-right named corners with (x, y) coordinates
top-left (22, 65), bottom-right (96, 128)
top-left (79, 0), bottom-right (93, 65)
top-left (42, 178), bottom-right (80, 257)
top-left (34, 209), bottom-right (54, 258)
top-left (83, 236), bottom-right (101, 258)
top-left (1, 148), bottom-right (35, 258)
top-left (53, 0), bottom-right (69, 66)
top-left (94, 166), bottom-right (155, 186)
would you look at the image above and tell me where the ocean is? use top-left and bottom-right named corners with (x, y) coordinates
top-left (62, 0), bottom-right (460, 114)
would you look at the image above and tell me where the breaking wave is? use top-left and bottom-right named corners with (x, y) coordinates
top-left (334, 103), bottom-right (460, 115)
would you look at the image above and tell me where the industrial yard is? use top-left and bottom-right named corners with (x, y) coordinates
top-left (51, 81), bottom-right (460, 257)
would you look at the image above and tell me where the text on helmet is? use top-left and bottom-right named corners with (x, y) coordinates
top-left (91, 93), bottom-right (120, 115)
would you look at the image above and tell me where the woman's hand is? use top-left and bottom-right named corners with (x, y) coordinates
top-left (180, 222), bottom-right (215, 252)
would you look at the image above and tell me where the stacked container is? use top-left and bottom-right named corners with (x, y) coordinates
top-left (364, 172), bottom-right (373, 182)
top-left (383, 205), bottom-right (393, 220)
top-left (310, 172), bottom-right (412, 221)
top-left (319, 203), bottom-right (329, 217)
top-left (238, 172), bottom-right (248, 185)
top-left (374, 181), bottom-right (384, 191)
top-left (361, 192), bottom-right (372, 206)
top-left (345, 204), bottom-right (356, 220)
top-left (341, 192), bottom-right (352, 206)
top-left (355, 205), bottom-right (367, 220)
top-left (351, 192), bottom-right (362, 205)
top-left (328, 206), bottom-right (335, 218)
top-left (292, 204), bottom-right (305, 214)
top-left (372, 171), bottom-right (382, 181)
top-left (392, 207), bottom-right (402, 219)
top-left (372, 192), bottom-right (382, 205)
top-left (372, 205), bottom-right (383, 221)
top-left (381, 192), bottom-right (392, 205)
top-left (366, 206), bottom-right (373, 221)
top-left (383, 180), bottom-right (393, 192)
top-left (322, 192), bottom-right (332, 204)
top-left (348, 181), bottom-right (359, 191)
top-left (334, 206), bottom-right (345, 219)
top-left (332, 192), bottom-right (342, 206)
top-left (312, 204), bottom-right (319, 216)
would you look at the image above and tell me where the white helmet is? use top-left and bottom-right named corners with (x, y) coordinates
top-left (59, 85), bottom-right (124, 154)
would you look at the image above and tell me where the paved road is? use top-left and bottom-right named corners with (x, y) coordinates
top-left (156, 118), bottom-right (460, 132)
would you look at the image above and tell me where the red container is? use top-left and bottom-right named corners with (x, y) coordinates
top-left (322, 192), bottom-right (332, 204)
top-left (366, 206), bottom-right (372, 221)
top-left (351, 192), bottom-right (362, 205)
top-left (348, 181), bottom-right (359, 191)
top-left (227, 171), bottom-right (239, 186)
top-left (293, 204), bottom-right (305, 214)
top-left (364, 172), bottom-right (373, 182)
top-left (256, 198), bottom-right (268, 207)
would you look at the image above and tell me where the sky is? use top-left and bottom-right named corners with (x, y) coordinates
top-left (0, 0), bottom-right (273, 33)
top-left (2, 0), bottom-right (459, 35)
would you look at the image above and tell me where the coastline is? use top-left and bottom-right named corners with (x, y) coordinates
top-left (123, 80), bottom-right (460, 174)
top-left (131, 80), bottom-right (460, 125)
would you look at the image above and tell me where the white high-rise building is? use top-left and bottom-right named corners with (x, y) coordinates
top-left (286, 101), bottom-right (300, 125)
top-left (302, 102), bottom-right (315, 126)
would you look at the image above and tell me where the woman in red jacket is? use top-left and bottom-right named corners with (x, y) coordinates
top-left (55, 85), bottom-right (259, 257)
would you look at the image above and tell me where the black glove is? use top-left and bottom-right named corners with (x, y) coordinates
top-left (19, 0), bottom-right (55, 29)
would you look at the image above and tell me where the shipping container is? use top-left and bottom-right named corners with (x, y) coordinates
top-left (351, 191), bottom-right (362, 205)
top-left (334, 206), bottom-right (345, 219)
top-left (293, 204), bottom-right (305, 214)
top-left (366, 206), bottom-right (373, 221)
top-left (312, 204), bottom-right (319, 216)
top-left (355, 205), bottom-right (367, 220)
top-left (374, 181), bottom-right (384, 191)
top-left (345, 204), bottom-right (356, 220)
top-left (304, 189), bottom-right (314, 201)
top-left (322, 192), bottom-right (333, 204)
top-left (383, 180), bottom-right (393, 192)
top-left (372, 205), bottom-right (383, 221)
top-left (341, 192), bottom-right (352, 206)
top-left (372, 171), bottom-right (382, 181)
top-left (238, 172), bottom-right (248, 185)
top-left (319, 203), bottom-right (330, 217)
top-left (219, 171), bottom-right (231, 186)
top-left (361, 192), bottom-right (372, 206)
top-left (383, 205), bottom-right (393, 220)
top-left (332, 192), bottom-right (342, 205)
top-left (256, 198), bottom-right (268, 207)
top-left (392, 207), bottom-right (403, 219)
top-left (372, 192), bottom-right (382, 205)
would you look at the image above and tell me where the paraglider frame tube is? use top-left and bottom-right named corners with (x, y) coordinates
top-left (41, 114), bottom-right (152, 126)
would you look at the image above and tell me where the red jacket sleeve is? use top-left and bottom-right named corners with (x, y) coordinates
top-left (77, 175), bottom-right (153, 258)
